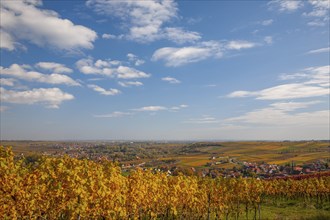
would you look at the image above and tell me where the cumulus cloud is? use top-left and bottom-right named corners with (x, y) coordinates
top-left (35, 62), bottom-right (73, 74)
top-left (0, 78), bottom-right (16, 87)
top-left (116, 66), bottom-right (150, 79)
top-left (152, 40), bottom-right (256, 67)
top-left (152, 41), bottom-right (223, 67)
top-left (0, 87), bottom-right (74, 108)
top-left (162, 77), bottom-right (181, 84)
top-left (127, 53), bottom-right (145, 66)
top-left (76, 58), bottom-right (115, 76)
top-left (0, 63), bottom-right (80, 86)
top-left (0, 0), bottom-right (97, 51)
top-left (87, 84), bottom-right (121, 96)
top-left (102, 33), bottom-right (117, 39)
top-left (76, 57), bottom-right (150, 79)
top-left (86, 0), bottom-right (201, 43)
top-left (0, 30), bottom-right (16, 51)
top-left (228, 65), bottom-right (329, 100)
top-left (118, 81), bottom-right (143, 87)
top-left (268, 0), bottom-right (304, 12)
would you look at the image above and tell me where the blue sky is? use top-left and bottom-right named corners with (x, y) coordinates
top-left (0, 0), bottom-right (329, 140)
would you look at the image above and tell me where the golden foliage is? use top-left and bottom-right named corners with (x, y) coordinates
top-left (0, 146), bottom-right (329, 219)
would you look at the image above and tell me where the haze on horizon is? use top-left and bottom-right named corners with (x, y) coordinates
top-left (0, 0), bottom-right (329, 141)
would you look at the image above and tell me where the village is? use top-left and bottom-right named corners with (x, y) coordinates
top-left (120, 156), bottom-right (330, 179)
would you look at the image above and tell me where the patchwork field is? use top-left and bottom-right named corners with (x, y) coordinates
top-left (1, 140), bottom-right (328, 168)
top-left (159, 141), bottom-right (329, 168)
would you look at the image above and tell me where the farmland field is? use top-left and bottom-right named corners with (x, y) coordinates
top-left (1, 140), bottom-right (329, 169)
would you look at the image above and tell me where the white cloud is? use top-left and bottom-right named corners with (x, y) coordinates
top-left (102, 33), bottom-right (117, 39)
top-left (0, 78), bottom-right (16, 87)
top-left (0, 30), bottom-right (16, 51)
top-left (87, 84), bottom-right (121, 96)
top-left (228, 83), bottom-right (328, 100)
top-left (0, 0), bottom-right (97, 51)
top-left (76, 58), bottom-right (114, 76)
top-left (0, 87), bottom-right (74, 108)
top-left (163, 27), bottom-right (201, 44)
top-left (184, 115), bottom-right (220, 124)
top-left (281, 65), bottom-right (330, 87)
top-left (261, 19), bottom-right (274, 26)
top-left (133, 106), bottom-right (167, 112)
top-left (94, 103), bottom-right (187, 118)
top-left (152, 41), bottom-right (223, 67)
top-left (268, 0), bottom-right (303, 12)
top-left (0, 64), bottom-right (80, 86)
top-left (225, 40), bottom-right (256, 50)
top-left (152, 47), bottom-right (214, 67)
top-left (133, 104), bottom-right (188, 112)
top-left (307, 47), bottom-right (330, 54)
top-left (307, 20), bottom-right (326, 26)
top-left (93, 111), bottom-right (133, 118)
top-left (269, 0), bottom-right (329, 26)
top-left (269, 83), bottom-right (327, 98)
top-left (162, 77), bottom-right (181, 84)
top-left (228, 65), bottom-right (329, 100)
top-left (152, 40), bottom-right (257, 67)
top-left (304, 0), bottom-right (329, 18)
top-left (127, 53), bottom-right (145, 66)
top-left (86, 0), bottom-right (200, 44)
top-left (304, 0), bottom-right (329, 27)
top-left (226, 101), bottom-right (328, 127)
top-left (76, 57), bottom-right (150, 79)
top-left (269, 101), bottom-right (322, 111)
top-left (116, 66), bottom-right (150, 79)
top-left (118, 81), bottom-right (143, 87)
top-left (35, 62), bottom-right (73, 74)
top-left (87, 78), bottom-right (104, 81)
top-left (93, 105), bottom-right (188, 123)
top-left (170, 104), bottom-right (188, 111)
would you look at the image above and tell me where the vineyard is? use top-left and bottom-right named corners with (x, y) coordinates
top-left (1, 146), bottom-right (330, 220)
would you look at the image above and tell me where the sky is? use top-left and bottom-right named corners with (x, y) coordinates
top-left (0, 0), bottom-right (329, 141)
